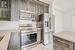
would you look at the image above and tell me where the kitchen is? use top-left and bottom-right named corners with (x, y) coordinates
top-left (0, 0), bottom-right (54, 50)
top-left (0, 0), bottom-right (75, 50)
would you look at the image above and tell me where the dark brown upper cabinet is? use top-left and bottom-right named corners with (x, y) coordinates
top-left (0, 0), bottom-right (11, 21)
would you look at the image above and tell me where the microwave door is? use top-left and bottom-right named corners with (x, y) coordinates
top-left (21, 32), bottom-right (37, 48)
top-left (21, 33), bottom-right (31, 46)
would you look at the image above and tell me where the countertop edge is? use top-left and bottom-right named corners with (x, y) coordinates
top-left (53, 31), bottom-right (75, 43)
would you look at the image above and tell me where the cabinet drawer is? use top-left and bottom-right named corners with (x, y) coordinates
top-left (53, 36), bottom-right (73, 50)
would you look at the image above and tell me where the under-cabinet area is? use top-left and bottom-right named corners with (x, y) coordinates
top-left (53, 31), bottom-right (75, 50)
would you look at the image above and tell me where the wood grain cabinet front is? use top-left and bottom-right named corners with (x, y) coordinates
top-left (7, 32), bottom-right (20, 50)
top-left (0, 0), bottom-right (11, 21)
top-left (53, 36), bottom-right (73, 50)
top-left (73, 43), bottom-right (75, 50)
top-left (38, 0), bottom-right (49, 4)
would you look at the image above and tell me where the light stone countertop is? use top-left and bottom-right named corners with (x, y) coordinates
top-left (54, 31), bottom-right (75, 42)
top-left (0, 30), bottom-right (19, 50)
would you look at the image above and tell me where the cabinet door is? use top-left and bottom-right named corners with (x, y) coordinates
top-left (53, 42), bottom-right (61, 50)
top-left (73, 43), bottom-right (75, 50)
top-left (0, 0), bottom-right (11, 21)
top-left (8, 32), bottom-right (20, 50)
top-left (39, 0), bottom-right (49, 4)
top-left (53, 36), bottom-right (73, 50)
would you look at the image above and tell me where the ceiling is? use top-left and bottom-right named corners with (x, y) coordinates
top-left (54, 0), bottom-right (75, 12)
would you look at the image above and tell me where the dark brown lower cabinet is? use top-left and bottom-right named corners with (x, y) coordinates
top-left (7, 32), bottom-right (20, 50)
top-left (53, 36), bottom-right (73, 50)
top-left (74, 43), bottom-right (75, 50)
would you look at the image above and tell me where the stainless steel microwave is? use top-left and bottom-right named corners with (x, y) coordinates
top-left (20, 30), bottom-right (41, 49)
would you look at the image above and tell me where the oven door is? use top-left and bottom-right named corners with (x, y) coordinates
top-left (21, 31), bottom-right (37, 48)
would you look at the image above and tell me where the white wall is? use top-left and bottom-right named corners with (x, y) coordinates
top-left (63, 9), bottom-right (75, 32)
top-left (53, 8), bottom-right (75, 32)
top-left (53, 9), bottom-right (64, 32)
top-left (63, 13), bottom-right (72, 31)
top-left (0, 21), bottom-right (19, 30)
